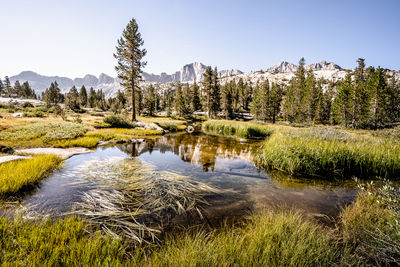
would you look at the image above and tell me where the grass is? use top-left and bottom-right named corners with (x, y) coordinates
top-left (0, 154), bottom-right (62, 197)
top-left (86, 128), bottom-right (163, 142)
top-left (255, 130), bottom-right (400, 179)
top-left (339, 180), bottom-right (400, 265)
top-left (1, 179), bottom-right (399, 265)
top-left (52, 136), bottom-right (100, 148)
top-left (0, 216), bottom-right (128, 266)
top-left (0, 122), bottom-right (93, 148)
top-left (203, 120), bottom-right (274, 139)
top-left (145, 210), bottom-right (350, 266)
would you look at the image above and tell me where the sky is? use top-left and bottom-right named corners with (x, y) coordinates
top-left (1, 0), bottom-right (399, 78)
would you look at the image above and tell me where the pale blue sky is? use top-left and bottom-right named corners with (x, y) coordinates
top-left (1, 0), bottom-right (399, 78)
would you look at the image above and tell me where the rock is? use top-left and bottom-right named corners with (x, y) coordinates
top-left (135, 122), bottom-right (146, 128)
top-left (12, 113), bottom-right (23, 117)
top-left (130, 139), bottom-right (145, 143)
top-left (0, 145), bottom-right (14, 154)
top-left (239, 138), bottom-right (247, 143)
top-left (145, 123), bottom-right (165, 132)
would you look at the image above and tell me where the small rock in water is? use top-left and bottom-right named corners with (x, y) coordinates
top-left (239, 138), bottom-right (247, 143)
top-left (12, 113), bottom-right (23, 117)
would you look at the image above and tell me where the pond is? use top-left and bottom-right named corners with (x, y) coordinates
top-left (5, 133), bottom-right (356, 227)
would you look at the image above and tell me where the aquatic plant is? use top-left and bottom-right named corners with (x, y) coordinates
top-left (73, 158), bottom-right (223, 243)
top-left (0, 154), bottom-right (62, 197)
top-left (203, 120), bottom-right (273, 139)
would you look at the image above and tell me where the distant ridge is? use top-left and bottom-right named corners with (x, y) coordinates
top-left (8, 60), bottom-right (352, 98)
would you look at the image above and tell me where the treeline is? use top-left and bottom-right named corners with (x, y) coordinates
top-left (137, 58), bottom-right (399, 129)
top-left (42, 81), bottom-right (127, 113)
top-left (0, 77), bottom-right (37, 99)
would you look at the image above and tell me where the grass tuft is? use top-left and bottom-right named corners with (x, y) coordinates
top-left (0, 154), bottom-right (62, 197)
top-left (203, 120), bottom-right (273, 139)
top-left (52, 136), bottom-right (100, 148)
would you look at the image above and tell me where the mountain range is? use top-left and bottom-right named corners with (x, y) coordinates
top-left (8, 60), bottom-right (385, 98)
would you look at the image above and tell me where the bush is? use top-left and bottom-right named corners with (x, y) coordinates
top-left (103, 115), bottom-right (134, 128)
top-left (22, 102), bottom-right (34, 108)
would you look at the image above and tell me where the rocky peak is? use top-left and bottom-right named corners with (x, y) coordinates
top-left (267, 61), bottom-right (298, 73)
top-left (305, 61), bottom-right (342, 71)
top-left (99, 73), bottom-right (114, 84)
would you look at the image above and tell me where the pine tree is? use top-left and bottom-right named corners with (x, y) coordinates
top-left (283, 58), bottom-right (307, 122)
top-left (191, 81), bottom-right (202, 112)
top-left (202, 67), bottom-right (213, 117)
top-left (251, 82), bottom-right (262, 120)
top-left (65, 86), bottom-right (80, 111)
top-left (270, 82), bottom-right (283, 123)
top-left (210, 67), bottom-right (221, 118)
top-left (174, 82), bottom-right (185, 117)
top-left (79, 86), bottom-right (88, 107)
top-left (144, 84), bottom-right (156, 116)
top-left (332, 73), bottom-right (354, 127)
top-left (221, 82), bottom-right (233, 119)
top-left (318, 82), bottom-right (334, 124)
top-left (88, 87), bottom-right (96, 108)
top-left (43, 82), bottom-right (63, 107)
top-left (21, 81), bottom-right (35, 98)
top-left (182, 83), bottom-right (193, 115)
top-left (114, 18), bottom-right (147, 121)
top-left (4, 76), bottom-right (12, 97)
top-left (0, 79), bottom-right (4, 94)
top-left (13, 80), bottom-right (22, 97)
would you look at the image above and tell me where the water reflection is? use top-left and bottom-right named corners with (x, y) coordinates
top-left (2, 133), bottom-right (357, 222)
top-left (118, 134), bottom-right (258, 172)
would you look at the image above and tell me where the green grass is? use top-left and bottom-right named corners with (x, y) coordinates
top-left (2, 181), bottom-right (399, 265)
top-left (0, 216), bottom-right (128, 266)
top-left (87, 128), bottom-right (163, 142)
top-left (52, 136), bottom-right (100, 148)
top-left (339, 180), bottom-right (400, 265)
top-left (203, 120), bottom-right (274, 139)
top-left (145, 210), bottom-right (351, 266)
top-left (255, 128), bottom-right (400, 179)
top-left (0, 154), bottom-right (62, 197)
top-left (0, 122), bottom-right (93, 148)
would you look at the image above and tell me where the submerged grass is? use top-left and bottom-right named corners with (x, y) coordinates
top-left (0, 154), bottom-right (62, 197)
top-left (73, 158), bottom-right (223, 243)
top-left (203, 120), bottom-right (273, 139)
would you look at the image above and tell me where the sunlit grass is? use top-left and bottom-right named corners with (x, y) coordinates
top-left (86, 128), bottom-right (163, 142)
top-left (256, 131), bottom-right (400, 179)
top-left (0, 154), bottom-right (62, 197)
top-left (0, 216), bottom-right (128, 266)
top-left (339, 180), bottom-right (400, 265)
top-left (52, 136), bottom-right (100, 148)
top-left (203, 120), bottom-right (273, 139)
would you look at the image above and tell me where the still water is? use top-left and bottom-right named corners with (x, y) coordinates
top-left (8, 134), bottom-right (356, 222)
